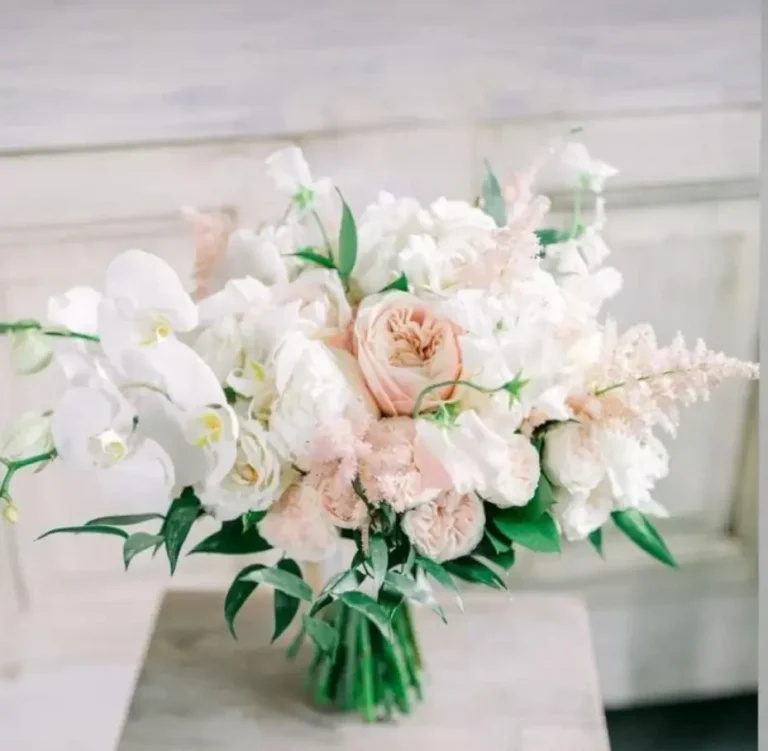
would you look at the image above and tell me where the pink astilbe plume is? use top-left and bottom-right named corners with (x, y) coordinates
top-left (184, 207), bottom-right (236, 301)
top-left (583, 320), bottom-right (759, 436)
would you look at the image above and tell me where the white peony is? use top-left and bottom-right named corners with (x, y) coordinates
top-left (557, 478), bottom-right (614, 541)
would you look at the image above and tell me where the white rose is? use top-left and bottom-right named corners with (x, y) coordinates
top-left (260, 481), bottom-right (339, 562)
top-left (198, 420), bottom-right (284, 521)
top-left (401, 489), bottom-right (485, 563)
top-left (486, 433), bottom-right (541, 508)
top-left (542, 421), bottom-right (604, 493)
top-left (10, 329), bottom-right (53, 375)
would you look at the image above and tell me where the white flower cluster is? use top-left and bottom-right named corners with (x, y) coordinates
top-left (0, 142), bottom-right (757, 565)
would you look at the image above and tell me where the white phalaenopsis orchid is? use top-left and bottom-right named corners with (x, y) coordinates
top-left (51, 380), bottom-right (175, 510)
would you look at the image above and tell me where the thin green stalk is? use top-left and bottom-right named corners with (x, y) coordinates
top-left (0, 449), bottom-right (57, 500)
top-left (0, 320), bottom-right (99, 343)
top-left (377, 626), bottom-right (412, 715)
top-left (412, 379), bottom-right (501, 418)
top-left (593, 369), bottom-right (682, 397)
top-left (393, 607), bottom-right (422, 701)
top-left (340, 608), bottom-right (359, 711)
top-left (357, 616), bottom-right (376, 722)
top-left (310, 209), bottom-right (334, 257)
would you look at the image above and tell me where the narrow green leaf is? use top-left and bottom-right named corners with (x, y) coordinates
top-left (482, 159), bottom-right (507, 227)
top-left (36, 524), bottom-right (129, 541)
top-left (189, 518), bottom-right (271, 556)
top-left (384, 571), bottom-right (447, 624)
top-left (489, 548), bottom-right (516, 571)
top-left (380, 273), bottom-right (408, 293)
top-left (86, 513), bottom-right (164, 527)
top-left (416, 556), bottom-right (464, 612)
top-left (308, 568), bottom-right (363, 617)
top-left (302, 614), bottom-right (339, 655)
top-left (444, 556), bottom-right (507, 591)
top-left (612, 509), bottom-right (677, 568)
top-left (368, 534), bottom-right (389, 596)
top-left (336, 191), bottom-right (358, 279)
top-left (338, 591), bottom-right (393, 640)
top-left (535, 228), bottom-right (572, 247)
top-left (123, 532), bottom-right (164, 570)
top-left (493, 511), bottom-right (561, 553)
top-left (588, 528), bottom-right (604, 558)
top-left (162, 488), bottom-right (202, 575)
top-left (271, 559), bottom-right (303, 643)
top-left (224, 563), bottom-right (265, 638)
top-left (292, 248), bottom-right (336, 269)
top-left (243, 564), bottom-right (313, 602)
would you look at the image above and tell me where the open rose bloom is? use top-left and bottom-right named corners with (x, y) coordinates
top-left (0, 142), bottom-right (758, 722)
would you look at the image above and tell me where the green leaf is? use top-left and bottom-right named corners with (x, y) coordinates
top-left (189, 518), bottom-right (271, 556)
top-left (482, 159), bottom-right (507, 227)
top-left (336, 191), bottom-right (358, 279)
top-left (292, 248), bottom-right (336, 270)
top-left (308, 567), bottom-right (364, 618)
top-left (302, 614), bottom-right (339, 655)
top-left (224, 563), bottom-right (265, 638)
top-left (338, 591), bottom-right (393, 640)
top-left (86, 513), bottom-right (164, 527)
top-left (271, 559), bottom-right (303, 643)
top-left (368, 534), bottom-right (389, 596)
top-left (535, 228), bottom-right (572, 247)
top-left (384, 571), bottom-right (447, 624)
top-left (243, 564), bottom-right (313, 602)
top-left (162, 488), bottom-right (203, 575)
top-left (123, 532), bottom-right (164, 570)
top-left (444, 556), bottom-right (507, 591)
top-left (380, 273), bottom-right (408, 293)
top-left (588, 528), bottom-right (604, 558)
top-left (36, 524), bottom-right (128, 542)
top-left (416, 556), bottom-right (464, 612)
top-left (493, 511), bottom-right (561, 553)
top-left (612, 509), bottom-right (677, 568)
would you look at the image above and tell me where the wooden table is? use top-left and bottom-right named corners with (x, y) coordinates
top-left (117, 590), bottom-right (611, 750)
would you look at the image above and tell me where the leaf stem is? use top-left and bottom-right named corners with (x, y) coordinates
top-left (412, 378), bottom-right (512, 418)
top-left (0, 320), bottom-right (99, 343)
top-left (593, 368), bottom-right (685, 397)
top-left (310, 209), bottom-right (334, 257)
top-left (0, 449), bottom-right (57, 501)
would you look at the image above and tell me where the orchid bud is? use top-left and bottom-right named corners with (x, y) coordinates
top-left (10, 329), bottom-right (53, 375)
top-left (2, 499), bottom-right (18, 525)
top-left (1, 411), bottom-right (54, 462)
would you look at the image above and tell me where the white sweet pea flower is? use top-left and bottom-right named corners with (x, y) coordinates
top-left (560, 142), bottom-right (618, 194)
top-left (198, 419), bottom-right (284, 521)
top-left (265, 146), bottom-right (334, 210)
top-left (10, 329), bottom-right (53, 375)
top-left (97, 249), bottom-right (198, 377)
top-left (415, 409), bottom-right (538, 506)
top-left (557, 478), bottom-right (614, 541)
top-left (51, 382), bottom-right (175, 511)
top-left (599, 429), bottom-right (670, 518)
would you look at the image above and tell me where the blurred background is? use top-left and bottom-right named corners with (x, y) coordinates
top-left (0, 1), bottom-right (760, 749)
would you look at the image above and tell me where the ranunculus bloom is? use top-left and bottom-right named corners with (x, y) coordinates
top-left (359, 417), bottom-right (443, 512)
top-left (353, 291), bottom-right (462, 416)
top-left (260, 482), bottom-right (339, 562)
top-left (401, 489), bottom-right (485, 563)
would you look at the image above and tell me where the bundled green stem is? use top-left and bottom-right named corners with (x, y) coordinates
top-left (306, 600), bottom-right (423, 722)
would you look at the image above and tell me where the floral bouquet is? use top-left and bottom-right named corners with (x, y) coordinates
top-left (0, 140), bottom-right (758, 722)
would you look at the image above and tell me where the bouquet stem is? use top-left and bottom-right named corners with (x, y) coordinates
top-left (305, 600), bottom-right (424, 722)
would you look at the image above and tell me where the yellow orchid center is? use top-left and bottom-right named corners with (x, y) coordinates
top-left (139, 313), bottom-right (174, 346)
top-left (88, 430), bottom-right (127, 467)
top-left (192, 409), bottom-right (225, 448)
top-left (248, 359), bottom-right (266, 382)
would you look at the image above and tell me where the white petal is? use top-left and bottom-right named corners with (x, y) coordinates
top-left (95, 438), bottom-right (175, 512)
top-left (105, 249), bottom-right (197, 331)
top-left (47, 286), bottom-right (102, 334)
top-left (10, 330), bottom-right (53, 375)
top-left (265, 147), bottom-right (313, 195)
